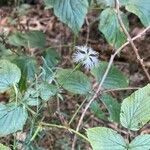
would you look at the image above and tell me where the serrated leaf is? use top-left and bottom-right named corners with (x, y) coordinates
top-left (0, 103), bottom-right (28, 136)
top-left (23, 88), bottom-right (40, 106)
top-left (129, 134), bottom-right (150, 150)
top-left (42, 48), bottom-right (60, 82)
top-left (87, 127), bottom-right (127, 150)
top-left (45, 0), bottom-right (89, 33)
top-left (8, 31), bottom-right (46, 49)
top-left (38, 82), bottom-right (57, 101)
top-left (99, 8), bottom-right (129, 48)
top-left (13, 56), bottom-right (37, 81)
top-left (96, 0), bottom-right (128, 7)
top-left (91, 62), bottom-right (128, 89)
top-left (90, 101), bottom-right (106, 120)
top-left (120, 84), bottom-right (150, 131)
top-left (125, 0), bottom-right (150, 27)
top-left (57, 69), bottom-right (91, 95)
top-left (101, 94), bottom-right (121, 123)
top-left (43, 48), bottom-right (60, 68)
top-left (0, 60), bottom-right (21, 93)
top-left (0, 143), bottom-right (10, 150)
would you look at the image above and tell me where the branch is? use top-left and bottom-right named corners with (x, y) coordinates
top-left (71, 26), bottom-right (150, 150)
top-left (115, 0), bottom-right (150, 81)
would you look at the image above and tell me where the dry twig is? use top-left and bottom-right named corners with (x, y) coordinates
top-left (115, 0), bottom-right (150, 81)
top-left (71, 22), bottom-right (150, 150)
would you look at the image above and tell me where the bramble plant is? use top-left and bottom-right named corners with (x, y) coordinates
top-left (0, 0), bottom-right (150, 149)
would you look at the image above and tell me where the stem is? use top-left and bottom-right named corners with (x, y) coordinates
top-left (30, 125), bottom-right (42, 142)
top-left (40, 122), bottom-right (89, 142)
top-left (13, 84), bottom-right (18, 104)
top-left (103, 87), bottom-right (139, 93)
top-left (115, 0), bottom-right (150, 81)
top-left (71, 25), bottom-right (150, 150)
top-left (69, 98), bottom-right (87, 125)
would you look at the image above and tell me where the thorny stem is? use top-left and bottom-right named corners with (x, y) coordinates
top-left (115, 0), bottom-right (150, 81)
top-left (71, 26), bottom-right (150, 150)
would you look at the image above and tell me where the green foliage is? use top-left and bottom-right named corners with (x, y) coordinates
top-left (87, 84), bottom-right (150, 149)
top-left (23, 87), bottom-right (41, 106)
top-left (87, 127), bottom-right (150, 150)
top-left (8, 30), bottom-right (46, 48)
top-left (120, 84), bottom-right (150, 131)
top-left (0, 143), bottom-right (10, 150)
top-left (0, 60), bottom-right (21, 93)
top-left (1, 0), bottom-right (150, 149)
top-left (125, 0), bottom-right (150, 27)
top-left (42, 48), bottom-right (60, 81)
top-left (44, 0), bottom-right (89, 34)
top-left (13, 56), bottom-right (37, 91)
top-left (90, 101), bottom-right (106, 120)
top-left (38, 82), bottom-right (57, 101)
top-left (96, 0), bottom-right (128, 7)
top-left (0, 103), bottom-right (28, 137)
top-left (87, 127), bottom-right (127, 150)
top-left (129, 134), bottom-right (150, 150)
top-left (101, 94), bottom-right (120, 123)
top-left (91, 62), bottom-right (129, 89)
top-left (99, 8), bottom-right (129, 48)
top-left (57, 69), bottom-right (91, 94)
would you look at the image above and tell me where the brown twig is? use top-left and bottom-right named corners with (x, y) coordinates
top-left (71, 25), bottom-right (150, 150)
top-left (115, 0), bottom-right (150, 81)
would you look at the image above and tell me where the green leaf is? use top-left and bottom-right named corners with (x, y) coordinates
top-left (129, 134), bottom-right (150, 150)
top-left (0, 60), bottom-right (21, 93)
top-left (120, 84), bottom-right (150, 131)
top-left (23, 88), bottom-right (40, 106)
top-left (13, 56), bottom-right (37, 81)
top-left (90, 101), bottom-right (106, 120)
top-left (96, 0), bottom-right (128, 7)
top-left (96, 0), bottom-right (114, 7)
top-left (42, 48), bottom-right (60, 82)
top-left (87, 127), bottom-right (127, 150)
top-left (0, 43), bottom-right (13, 59)
top-left (99, 8), bottom-right (129, 48)
top-left (8, 31), bottom-right (46, 48)
top-left (45, 0), bottom-right (89, 33)
top-left (0, 143), bottom-right (10, 150)
top-left (91, 62), bottom-right (128, 89)
top-left (125, 0), bottom-right (150, 27)
top-left (0, 103), bottom-right (28, 136)
top-left (38, 82), bottom-right (57, 101)
top-left (101, 94), bottom-right (121, 123)
top-left (43, 48), bottom-right (60, 68)
top-left (57, 69), bottom-right (91, 94)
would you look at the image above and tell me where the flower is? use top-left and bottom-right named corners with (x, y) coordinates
top-left (72, 45), bottom-right (99, 69)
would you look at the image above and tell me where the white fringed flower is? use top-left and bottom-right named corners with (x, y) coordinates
top-left (72, 45), bottom-right (99, 69)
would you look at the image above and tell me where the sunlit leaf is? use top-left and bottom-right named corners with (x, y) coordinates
top-left (45, 0), bottom-right (89, 33)
top-left (0, 60), bottom-right (21, 93)
top-left (99, 8), bottom-right (129, 48)
top-left (87, 127), bottom-right (127, 150)
top-left (120, 84), bottom-right (150, 131)
top-left (0, 103), bottom-right (28, 136)
top-left (91, 62), bottom-right (129, 89)
top-left (57, 69), bottom-right (91, 94)
top-left (126, 0), bottom-right (150, 27)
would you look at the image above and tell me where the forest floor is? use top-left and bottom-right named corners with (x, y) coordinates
top-left (0, 2), bottom-right (150, 150)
